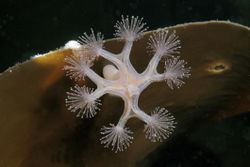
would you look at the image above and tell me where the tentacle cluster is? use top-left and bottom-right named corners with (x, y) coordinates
top-left (164, 56), bottom-right (191, 89)
top-left (64, 52), bottom-right (94, 81)
top-left (114, 15), bottom-right (148, 41)
top-left (144, 107), bottom-right (176, 142)
top-left (78, 28), bottom-right (104, 55)
top-left (65, 85), bottom-right (101, 118)
top-left (100, 124), bottom-right (133, 153)
top-left (148, 30), bottom-right (181, 56)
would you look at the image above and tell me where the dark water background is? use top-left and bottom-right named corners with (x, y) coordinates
top-left (0, 0), bottom-right (250, 167)
top-left (0, 0), bottom-right (249, 72)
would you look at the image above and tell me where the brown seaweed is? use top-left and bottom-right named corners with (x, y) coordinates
top-left (0, 21), bottom-right (249, 167)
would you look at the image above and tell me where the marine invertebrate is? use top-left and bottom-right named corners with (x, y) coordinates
top-left (64, 16), bottom-right (191, 153)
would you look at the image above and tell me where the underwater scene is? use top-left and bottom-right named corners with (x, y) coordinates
top-left (0, 0), bottom-right (250, 167)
